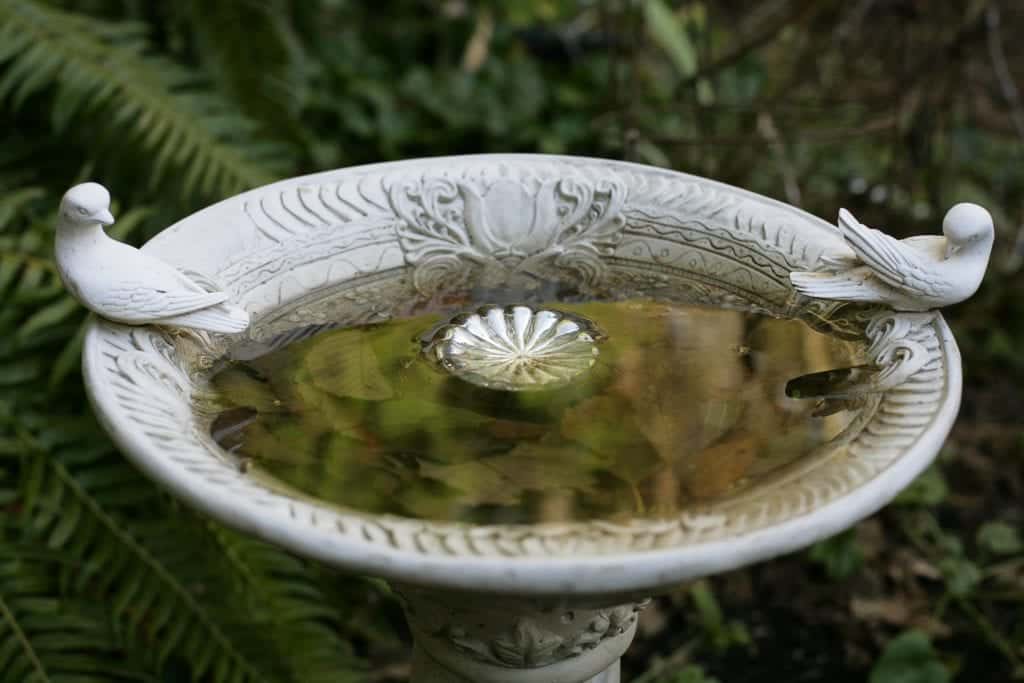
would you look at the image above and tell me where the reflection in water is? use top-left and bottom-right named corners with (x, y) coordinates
top-left (207, 301), bottom-right (867, 524)
top-left (785, 365), bottom-right (883, 417)
top-left (786, 366), bottom-right (881, 399)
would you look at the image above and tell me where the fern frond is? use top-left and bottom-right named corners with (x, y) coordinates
top-left (0, 185), bottom-right (69, 402)
top-left (0, 0), bottom-right (295, 202)
top-left (0, 186), bottom-right (44, 228)
top-left (9, 425), bottom-right (278, 682)
top-left (1, 406), bottom-right (368, 682)
top-left (0, 175), bottom-right (285, 680)
top-left (179, 0), bottom-right (308, 132)
top-left (0, 552), bottom-right (157, 682)
top-left (197, 522), bottom-right (364, 683)
top-left (0, 585), bottom-right (47, 683)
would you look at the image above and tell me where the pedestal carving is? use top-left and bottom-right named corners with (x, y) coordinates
top-left (398, 585), bottom-right (649, 683)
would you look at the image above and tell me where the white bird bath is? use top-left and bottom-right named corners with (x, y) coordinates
top-left (82, 155), bottom-right (964, 682)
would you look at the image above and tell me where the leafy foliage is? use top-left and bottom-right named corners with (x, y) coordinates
top-left (809, 529), bottom-right (865, 581)
top-left (0, 0), bottom-right (294, 204)
top-left (976, 521), bottom-right (1023, 557)
top-left (869, 631), bottom-right (951, 683)
top-left (686, 581), bottom-right (751, 655)
top-left (656, 665), bottom-right (720, 683)
top-left (0, 99), bottom-right (360, 681)
top-left (0, 551), bottom-right (155, 682)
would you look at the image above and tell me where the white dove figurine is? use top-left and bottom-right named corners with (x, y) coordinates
top-left (789, 203), bottom-right (993, 311)
top-left (54, 183), bottom-right (250, 333)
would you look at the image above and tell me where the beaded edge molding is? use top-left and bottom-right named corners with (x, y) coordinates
top-left (83, 157), bottom-right (950, 558)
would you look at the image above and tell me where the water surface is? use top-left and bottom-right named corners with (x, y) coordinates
top-left (209, 300), bottom-right (865, 524)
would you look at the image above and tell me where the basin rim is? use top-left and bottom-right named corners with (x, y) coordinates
top-left (82, 153), bottom-right (960, 596)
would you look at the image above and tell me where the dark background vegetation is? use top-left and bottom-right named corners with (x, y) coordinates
top-left (1, 1), bottom-right (1022, 681)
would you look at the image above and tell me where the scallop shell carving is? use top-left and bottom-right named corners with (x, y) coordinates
top-left (423, 305), bottom-right (602, 391)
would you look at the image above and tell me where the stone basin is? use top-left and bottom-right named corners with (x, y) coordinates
top-left (82, 155), bottom-right (961, 682)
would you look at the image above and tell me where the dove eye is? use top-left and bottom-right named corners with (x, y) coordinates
top-left (77, 207), bottom-right (88, 215)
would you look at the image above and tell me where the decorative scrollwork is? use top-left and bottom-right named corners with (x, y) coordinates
top-left (389, 171), bottom-right (627, 293)
top-left (865, 311), bottom-right (934, 390)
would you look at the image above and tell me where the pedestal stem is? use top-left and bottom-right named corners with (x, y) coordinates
top-left (411, 644), bottom-right (623, 682)
top-left (396, 584), bottom-right (648, 683)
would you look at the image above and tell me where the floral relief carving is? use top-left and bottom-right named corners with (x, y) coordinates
top-left (389, 173), bottom-right (627, 293)
top-left (449, 619), bottom-right (563, 668)
top-left (439, 601), bottom-right (648, 669)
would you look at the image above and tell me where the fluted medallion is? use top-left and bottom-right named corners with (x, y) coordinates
top-left (423, 305), bottom-right (602, 391)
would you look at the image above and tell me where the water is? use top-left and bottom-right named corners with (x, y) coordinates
top-left (208, 300), bottom-right (866, 524)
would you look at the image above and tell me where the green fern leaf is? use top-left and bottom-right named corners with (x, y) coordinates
top-left (178, 0), bottom-right (308, 135)
top-left (0, 1), bottom-right (295, 202)
top-left (0, 553), bottom-right (157, 682)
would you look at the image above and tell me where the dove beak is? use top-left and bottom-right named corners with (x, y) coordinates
top-left (93, 209), bottom-right (115, 225)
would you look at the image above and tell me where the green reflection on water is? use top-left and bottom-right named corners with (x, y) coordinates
top-left (209, 301), bottom-right (865, 524)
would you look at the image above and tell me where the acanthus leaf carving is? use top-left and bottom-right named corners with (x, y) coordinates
top-left (437, 600), bottom-right (648, 670)
top-left (490, 619), bottom-right (565, 667)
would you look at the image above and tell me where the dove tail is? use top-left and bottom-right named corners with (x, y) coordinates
top-left (790, 271), bottom-right (880, 301)
top-left (836, 210), bottom-right (906, 275)
top-left (156, 302), bottom-right (250, 333)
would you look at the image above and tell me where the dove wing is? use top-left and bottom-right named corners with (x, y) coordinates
top-left (98, 284), bottom-right (229, 323)
top-left (837, 209), bottom-right (951, 298)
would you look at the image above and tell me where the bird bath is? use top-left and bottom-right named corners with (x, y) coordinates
top-left (81, 155), bottom-right (971, 682)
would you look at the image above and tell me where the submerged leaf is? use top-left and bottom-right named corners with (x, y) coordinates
top-left (211, 366), bottom-right (287, 412)
top-left (305, 331), bottom-right (394, 401)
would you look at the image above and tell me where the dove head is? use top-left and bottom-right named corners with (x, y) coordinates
top-left (59, 183), bottom-right (114, 228)
top-left (942, 203), bottom-right (993, 251)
